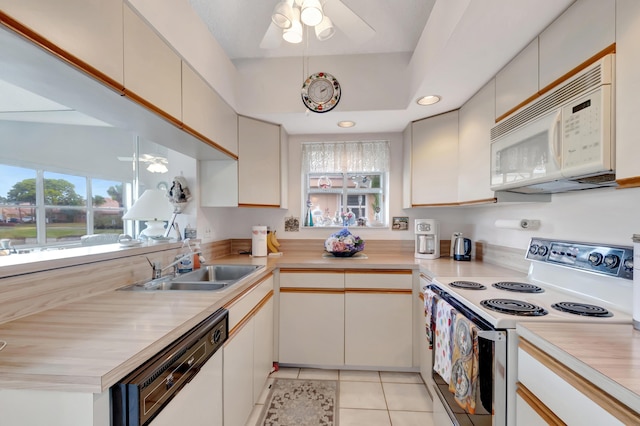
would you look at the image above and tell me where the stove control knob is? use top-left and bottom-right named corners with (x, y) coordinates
top-left (588, 252), bottom-right (603, 266)
top-left (529, 245), bottom-right (539, 255)
top-left (604, 254), bottom-right (620, 269)
top-left (537, 246), bottom-right (548, 257)
top-left (624, 258), bottom-right (634, 271)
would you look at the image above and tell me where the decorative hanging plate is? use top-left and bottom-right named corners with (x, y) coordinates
top-left (301, 72), bottom-right (341, 113)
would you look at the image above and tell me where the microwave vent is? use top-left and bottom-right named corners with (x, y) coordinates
top-left (491, 64), bottom-right (604, 141)
top-left (572, 173), bottom-right (616, 185)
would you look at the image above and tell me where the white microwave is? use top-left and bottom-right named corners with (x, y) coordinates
top-left (490, 54), bottom-right (615, 194)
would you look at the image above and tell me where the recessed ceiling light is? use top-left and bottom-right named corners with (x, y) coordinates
top-left (337, 121), bottom-right (356, 128)
top-left (416, 95), bottom-right (441, 106)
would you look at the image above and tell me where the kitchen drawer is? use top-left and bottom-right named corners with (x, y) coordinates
top-left (225, 274), bottom-right (273, 331)
top-left (345, 270), bottom-right (412, 289)
top-left (279, 270), bottom-right (345, 289)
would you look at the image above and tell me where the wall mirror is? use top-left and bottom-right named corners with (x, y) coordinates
top-left (0, 25), bottom-right (228, 265)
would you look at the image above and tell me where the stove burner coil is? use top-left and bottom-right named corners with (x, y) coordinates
top-left (551, 302), bottom-right (613, 317)
top-left (492, 282), bottom-right (544, 293)
top-left (480, 299), bottom-right (548, 316)
top-left (449, 281), bottom-right (486, 290)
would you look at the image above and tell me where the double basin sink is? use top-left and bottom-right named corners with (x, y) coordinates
top-left (121, 264), bottom-right (264, 292)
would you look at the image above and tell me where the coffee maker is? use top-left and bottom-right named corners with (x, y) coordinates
top-left (415, 219), bottom-right (439, 259)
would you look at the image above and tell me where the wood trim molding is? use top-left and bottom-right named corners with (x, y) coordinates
top-left (412, 197), bottom-right (497, 208)
top-left (520, 338), bottom-right (640, 425)
top-left (223, 272), bottom-right (273, 308)
top-left (345, 269), bottom-right (412, 275)
top-left (280, 287), bottom-right (344, 294)
top-left (616, 176), bottom-right (640, 189)
top-left (345, 288), bottom-right (412, 295)
top-left (496, 43), bottom-right (616, 123)
top-left (181, 124), bottom-right (238, 160)
top-left (237, 203), bottom-right (282, 208)
top-left (0, 12), bottom-right (124, 94)
top-left (280, 269), bottom-right (345, 274)
top-left (227, 290), bottom-right (273, 338)
top-left (516, 383), bottom-right (567, 425)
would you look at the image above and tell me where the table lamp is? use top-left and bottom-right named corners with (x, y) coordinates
top-left (122, 189), bottom-right (174, 237)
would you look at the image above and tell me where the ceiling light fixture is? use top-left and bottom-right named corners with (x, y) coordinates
top-left (272, 0), bottom-right (335, 43)
top-left (337, 120), bottom-right (356, 128)
top-left (283, 8), bottom-right (303, 44)
top-left (271, 0), bottom-right (294, 29)
top-left (417, 95), bottom-right (441, 106)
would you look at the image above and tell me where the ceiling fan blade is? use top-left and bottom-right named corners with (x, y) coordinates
top-left (324, 0), bottom-right (375, 44)
top-left (259, 22), bottom-right (283, 49)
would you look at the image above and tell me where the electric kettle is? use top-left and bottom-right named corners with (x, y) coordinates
top-left (453, 234), bottom-right (471, 261)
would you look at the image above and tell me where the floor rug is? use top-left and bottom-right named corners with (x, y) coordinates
top-left (258, 379), bottom-right (339, 426)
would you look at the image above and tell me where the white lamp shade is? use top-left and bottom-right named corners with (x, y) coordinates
top-left (283, 8), bottom-right (303, 44)
top-left (300, 0), bottom-right (323, 26)
top-left (272, 0), bottom-right (294, 29)
top-left (123, 189), bottom-right (174, 221)
top-left (315, 15), bottom-right (335, 41)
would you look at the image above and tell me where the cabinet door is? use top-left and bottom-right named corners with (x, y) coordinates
top-left (0, 0), bottom-right (124, 85)
top-left (495, 39), bottom-right (538, 120)
top-left (123, 5), bottom-right (182, 120)
top-left (238, 116), bottom-right (281, 207)
top-left (182, 63), bottom-right (238, 156)
top-left (402, 123), bottom-right (413, 209)
top-left (253, 297), bottom-right (274, 403)
top-left (223, 320), bottom-right (255, 426)
top-left (458, 80), bottom-right (496, 203)
top-left (515, 390), bottom-right (558, 426)
top-left (279, 292), bottom-right (344, 366)
top-left (199, 160), bottom-right (238, 207)
top-left (615, 0), bottom-right (640, 182)
top-left (150, 350), bottom-right (223, 426)
top-left (539, 0), bottom-right (615, 89)
top-left (410, 111), bottom-right (459, 206)
top-left (345, 292), bottom-right (413, 367)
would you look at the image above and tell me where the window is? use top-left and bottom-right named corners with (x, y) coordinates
top-left (302, 141), bottom-right (389, 228)
top-left (0, 165), bottom-right (126, 247)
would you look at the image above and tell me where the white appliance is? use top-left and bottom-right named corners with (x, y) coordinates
top-left (415, 219), bottom-right (439, 259)
top-left (424, 238), bottom-right (634, 425)
top-left (490, 54), bottom-right (615, 194)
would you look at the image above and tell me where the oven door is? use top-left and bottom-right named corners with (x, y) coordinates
top-left (428, 286), bottom-right (507, 426)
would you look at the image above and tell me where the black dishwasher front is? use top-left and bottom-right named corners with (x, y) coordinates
top-left (111, 308), bottom-right (228, 426)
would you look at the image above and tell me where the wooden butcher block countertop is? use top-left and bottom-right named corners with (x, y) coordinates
top-left (517, 322), bottom-right (640, 413)
top-left (0, 253), bottom-right (520, 394)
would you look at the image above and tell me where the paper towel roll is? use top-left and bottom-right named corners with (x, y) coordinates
top-left (252, 226), bottom-right (267, 257)
top-left (494, 219), bottom-right (540, 230)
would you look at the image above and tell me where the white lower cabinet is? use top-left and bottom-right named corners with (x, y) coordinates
top-left (518, 339), bottom-right (634, 425)
top-left (279, 270), bottom-right (414, 369)
top-left (223, 275), bottom-right (274, 426)
top-left (279, 291), bottom-right (345, 366)
top-left (150, 350), bottom-right (223, 426)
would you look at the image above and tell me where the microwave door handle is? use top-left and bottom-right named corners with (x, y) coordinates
top-left (550, 110), bottom-right (562, 168)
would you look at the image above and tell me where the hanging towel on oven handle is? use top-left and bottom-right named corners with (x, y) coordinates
top-left (433, 298), bottom-right (456, 383)
top-left (423, 287), bottom-right (437, 346)
top-left (449, 312), bottom-right (479, 414)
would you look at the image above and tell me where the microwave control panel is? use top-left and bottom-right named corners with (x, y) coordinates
top-left (561, 87), bottom-right (609, 169)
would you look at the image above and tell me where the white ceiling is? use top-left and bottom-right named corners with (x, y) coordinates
top-left (189, 0), bottom-right (576, 135)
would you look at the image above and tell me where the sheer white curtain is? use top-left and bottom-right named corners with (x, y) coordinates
top-left (301, 141), bottom-right (390, 173)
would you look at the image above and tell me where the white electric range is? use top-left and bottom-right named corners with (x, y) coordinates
top-left (425, 237), bottom-right (634, 426)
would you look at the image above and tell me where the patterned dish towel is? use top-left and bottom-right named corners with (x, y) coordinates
top-left (423, 287), bottom-right (437, 344)
top-left (449, 313), bottom-right (479, 414)
top-left (433, 298), bottom-right (456, 383)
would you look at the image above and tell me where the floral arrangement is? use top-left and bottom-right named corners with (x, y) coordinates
top-left (324, 227), bottom-right (365, 257)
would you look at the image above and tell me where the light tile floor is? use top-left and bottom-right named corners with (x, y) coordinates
top-left (246, 368), bottom-right (436, 426)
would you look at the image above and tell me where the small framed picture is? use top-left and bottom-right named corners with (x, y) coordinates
top-left (392, 216), bottom-right (409, 230)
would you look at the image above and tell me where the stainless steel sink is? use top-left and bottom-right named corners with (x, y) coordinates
top-left (172, 264), bottom-right (263, 284)
top-left (119, 264), bottom-right (264, 292)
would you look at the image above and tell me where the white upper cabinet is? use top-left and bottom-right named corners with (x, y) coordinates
top-left (538, 0), bottom-right (615, 89)
top-left (0, 0), bottom-right (124, 85)
top-left (495, 39), bottom-right (538, 120)
top-left (614, 0), bottom-right (640, 183)
top-left (402, 124), bottom-right (413, 209)
top-left (458, 80), bottom-right (496, 203)
top-left (123, 5), bottom-right (182, 120)
top-left (238, 116), bottom-right (282, 207)
top-left (182, 63), bottom-right (238, 157)
top-left (410, 111), bottom-right (459, 206)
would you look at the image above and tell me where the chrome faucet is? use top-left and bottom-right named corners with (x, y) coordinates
top-left (146, 252), bottom-right (193, 279)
